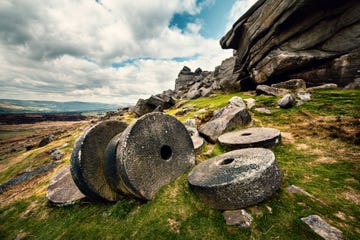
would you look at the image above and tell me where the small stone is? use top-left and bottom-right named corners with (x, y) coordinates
top-left (244, 98), bottom-right (256, 109)
top-left (301, 215), bottom-right (343, 240)
top-left (50, 149), bottom-right (65, 160)
top-left (255, 107), bottom-right (271, 114)
top-left (278, 94), bottom-right (295, 108)
top-left (223, 209), bottom-right (253, 228)
top-left (38, 134), bottom-right (55, 147)
top-left (184, 118), bottom-right (197, 129)
top-left (297, 91), bottom-right (311, 101)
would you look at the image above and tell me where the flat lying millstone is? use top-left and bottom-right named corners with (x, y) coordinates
top-left (188, 148), bottom-right (282, 210)
top-left (47, 165), bottom-right (85, 206)
top-left (105, 112), bottom-right (195, 200)
top-left (70, 120), bottom-right (128, 202)
top-left (218, 127), bottom-right (281, 150)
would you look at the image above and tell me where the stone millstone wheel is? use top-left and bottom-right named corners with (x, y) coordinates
top-left (218, 127), bottom-right (281, 150)
top-left (105, 112), bottom-right (195, 200)
top-left (188, 148), bottom-right (282, 210)
top-left (70, 120), bottom-right (128, 202)
top-left (47, 165), bottom-right (85, 206)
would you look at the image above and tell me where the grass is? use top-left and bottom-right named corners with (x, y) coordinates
top-left (0, 89), bottom-right (359, 239)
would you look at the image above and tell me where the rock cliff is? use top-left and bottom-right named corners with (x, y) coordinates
top-left (220, 0), bottom-right (360, 88)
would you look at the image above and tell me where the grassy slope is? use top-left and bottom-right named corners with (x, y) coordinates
top-left (0, 89), bottom-right (359, 239)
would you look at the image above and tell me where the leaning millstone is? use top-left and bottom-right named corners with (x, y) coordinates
top-left (223, 209), bottom-right (253, 228)
top-left (188, 148), bottom-right (282, 210)
top-left (301, 215), bottom-right (343, 240)
top-left (105, 112), bottom-right (195, 200)
top-left (218, 127), bottom-right (281, 150)
top-left (47, 165), bottom-right (85, 206)
top-left (70, 120), bottom-right (128, 202)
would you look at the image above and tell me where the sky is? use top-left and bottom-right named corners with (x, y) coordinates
top-left (0, 0), bottom-right (257, 104)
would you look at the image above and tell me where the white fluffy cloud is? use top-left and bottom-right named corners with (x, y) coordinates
top-left (0, 0), bottom-right (240, 104)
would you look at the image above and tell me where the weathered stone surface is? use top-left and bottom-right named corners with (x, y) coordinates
top-left (219, 127), bottom-right (281, 150)
top-left (297, 91), bottom-right (311, 101)
top-left (49, 149), bottom-right (65, 160)
top-left (38, 134), bottom-right (55, 147)
top-left (105, 113), bottom-right (195, 200)
top-left (199, 97), bottom-right (251, 143)
top-left (188, 148), bottom-right (282, 209)
top-left (132, 93), bottom-right (176, 117)
top-left (271, 79), bottom-right (306, 90)
top-left (220, 0), bottom-right (360, 88)
top-left (278, 94), bottom-right (295, 108)
top-left (70, 120), bottom-right (128, 202)
top-left (301, 215), bottom-right (343, 240)
top-left (308, 84), bottom-right (338, 91)
top-left (256, 85), bottom-right (288, 96)
top-left (223, 209), bottom-right (253, 228)
top-left (47, 165), bottom-right (85, 206)
top-left (243, 98), bottom-right (256, 109)
top-left (0, 162), bottom-right (60, 194)
top-left (186, 126), bottom-right (205, 153)
top-left (255, 107), bottom-right (271, 115)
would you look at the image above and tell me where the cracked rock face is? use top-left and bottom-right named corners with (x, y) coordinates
top-left (188, 148), bottom-right (282, 210)
top-left (105, 112), bottom-right (195, 200)
top-left (220, 0), bottom-right (360, 88)
top-left (70, 120), bottom-right (128, 202)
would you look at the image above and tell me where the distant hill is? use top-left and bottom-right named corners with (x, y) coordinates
top-left (0, 99), bottom-right (121, 114)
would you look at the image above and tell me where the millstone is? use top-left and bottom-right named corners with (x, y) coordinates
top-left (47, 165), bottom-right (85, 206)
top-left (105, 112), bottom-right (195, 200)
top-left (70, 120), bottom-right (128, 202)
top-left (218, 127), bottom-right (281, 150)
top-left (188, 148), bottom-right (282, 210)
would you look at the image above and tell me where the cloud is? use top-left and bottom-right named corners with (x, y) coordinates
top-left (0, 0), bottom-right (233, 104)
top-left (225, 0), bottom-right (258, 32)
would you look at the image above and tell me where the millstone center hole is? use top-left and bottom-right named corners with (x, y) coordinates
top-left (220, 158), bottom-right (234, 165)
top-left (160, 145), bottom-right (173, 160)
top-left (241, 133), bottom-right (252, 136)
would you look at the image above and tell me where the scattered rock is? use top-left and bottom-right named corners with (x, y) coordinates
top-left (132, 93), bottom-right (175, 117)
top-left (50, 149), bottom-right (65, 160)
top-left (278, 94), bottom-right (295, 108)
top-left (199, 97), bottom-right (251, 143)
top-left (0, 162), bottom-right (60, 194)
top-left (344, 78), bottom-right (360, 89)
top-left (23, 143), bottom-right (34, 151)
top-left (255, 107), bottom-right (271, 114)
top-left (301, 215), bottom-right (343, 240)
top-left (188, 148), bottom-right (282, 209)
top-left (38, 134), bottom-right (56, 147)
top-left (244, 98), bottom-right (256, 109)
top-left (186, 126), bottom-right (205, 153)
top-left (105, 113), bottom-right (195, 200)
top-left (223, 209), bottom-right (253, 228)
top-left (297, 91), bottom-right (311, 101)
top-left (183, 118), bottom-right (197, 129)
top-left (47, 165), bottom-right (86, 206)
top-left (308, 84), bottom-right (338, 91)
top-left (256, 85), bottom-right (288, 96)
top-left (271, 79), bottom-right (306, 90)
top-left (70, 120), bottom-right (128, 202)
top-left (218, 127), bottom-right (281, 150)
top-left (286, 185), bottom-right (323, 203)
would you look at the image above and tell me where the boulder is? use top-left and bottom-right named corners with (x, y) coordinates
top-left (38, 134), bottom-right (55, 147)
top-left (301, 215), bottom-right (343, 240)
top-left (47, 165), bottom-right (85, 206)
top-left (256, 85), bottom-right (288, 96)
top-left (218, 127), bottom-right (281, 150)
top-left (243, 98), bottom-right (256, 109)
top-left (297, 91), bottom-right (311, 101)
top-left (308, 83), bottom-right (338, 91)
top-left (50, 149), bottom-right (65, 160)
top-left (220, 0), bottom-right (360, 88)
top-left (104, 113), bottom-right (195, 200)
top-left (199, 97), bottom-right (251, 143)
top-left (186, 126), bottom-right (205, 153)
top-left (278, 94), bottom-right (295, 108)
top-left (133, 94), bottom-right (176, 117)
top-left (271, 79), bottom-right (306, 90)
top-left (188, 148), bottom-right (282, 209)
top-left (223, 209), bottom-right (253, 228)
